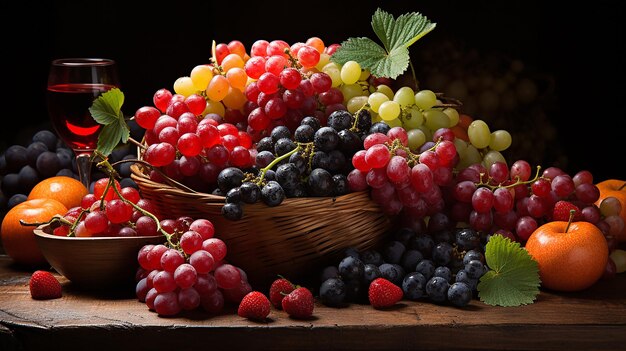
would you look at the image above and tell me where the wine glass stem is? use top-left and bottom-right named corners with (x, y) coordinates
top-left (75, 153), bottom-right (92, 190)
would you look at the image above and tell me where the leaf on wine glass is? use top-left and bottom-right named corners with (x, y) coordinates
top-left (331, 8), bottom-right (436, 79)
top-left (477, 235), bottom-right (541, 307)
top-left (89, 88), bottom-right (129, 156)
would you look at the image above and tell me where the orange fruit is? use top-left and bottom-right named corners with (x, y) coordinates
top-left (525, 219), bottom-right (608, 292)
top-left (1, 198), bottom-right (68, 266)
top-left (27, 176), bottom-right (89, 210)
top-left (595, 179), bottom-right (626, 242)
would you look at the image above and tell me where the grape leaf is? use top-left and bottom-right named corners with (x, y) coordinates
top-left (478, 235), bottom-right (541, 307)
top-left (88, 88), bottom-right (129, 156)
top-left (331, 8), bottom-right (436, 79)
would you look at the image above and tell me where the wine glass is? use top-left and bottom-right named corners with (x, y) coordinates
top-left (46, 58), bottom-right (120, 189)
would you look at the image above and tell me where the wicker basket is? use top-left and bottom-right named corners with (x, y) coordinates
top-left (130, 164), bottom-right (394, 285)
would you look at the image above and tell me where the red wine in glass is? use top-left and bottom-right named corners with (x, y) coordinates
top-left (46, 58), bottom-right (120, 189)
top-left (46, 83), bottom-right (116, 151)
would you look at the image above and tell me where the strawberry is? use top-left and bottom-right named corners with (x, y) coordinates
top-left (269, 277), bottom-right (295, 309)
top-left (368, 277), bottom-right (403, 309)
top-left (552, 200), bottom-right (582, 222)
top-left (29, 270), bottom-right (62, 300)
top-left (237, 291), bottom-right (270, 321)
top-left (281, 287), bottom-right (314, 319)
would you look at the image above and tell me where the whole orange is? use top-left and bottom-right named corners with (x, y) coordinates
top-left (1, 198), bottom-right (68, 266)
top-left (595, 179), bottom-right (626, 242)
top-left (27, 176), bottom-right (89, 210)
top-left (525, 218), bottom-right (608, 292)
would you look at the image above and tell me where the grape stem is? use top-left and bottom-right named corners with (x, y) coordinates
top-left (255, 142), bottom-right (313, 185)
top-left (350, 103), bottom-right (371, 132)
top-left (387, 138), bottom-right (442, 167)
top-left (476, 165), bottom-right (544, 191)
top-left (284, 48), bottom-right (303, 71)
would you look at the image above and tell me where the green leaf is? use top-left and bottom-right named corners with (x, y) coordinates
top-left (371, 8), bottom-right (437, 51)
top-left (331, 8), bottom-right (435, 79)
top-left (88, 88), bottom-right (128, 156)
top-left (331, 37), bottom-right (410, 79)
top-left (478, 235), bottom-right (541, 307)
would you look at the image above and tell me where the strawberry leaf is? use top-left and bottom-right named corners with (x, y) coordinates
top-left (478, 235), bottom-right (541, 307)
top-left (331, 8), bottom-right (436, 79)
top-left (88, 88), bottom-right (129, 156)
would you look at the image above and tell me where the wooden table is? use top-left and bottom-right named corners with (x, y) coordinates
top-left (1, 255), bottom-right (625, 351)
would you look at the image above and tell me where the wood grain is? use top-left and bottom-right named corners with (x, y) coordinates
top-left (1, 256), bottom-right (625, 350)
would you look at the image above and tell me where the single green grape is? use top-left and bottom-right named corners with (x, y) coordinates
top-left (489, 130), bottom-right (512, 151)
top-left (418, 125), bottom-right (433, 144)
top-left (340, 83), bottom-right (365, 104)
top-left (359, 69), bottom-right (371, 81)
top-left (443, 107), bottom-right (460, 127)
top-left (393, 86), bottom-right (415, 107)
top-left (340, 61), bottom-right (362, 85)
top-left (414, 89), bottom-right (437, 110)
top-left (467, 119), bottom-right (491, 149)
top-left (379, 101), bottom-right (401, 121)
top-left (423, 109), bottom-right (450, 132)
top-left (462, 144), bottom-right (482, 168)
top-left (323, 66), bottom-right (342, 88)
top-left (407, 128), bottom-right (427, 151)
top-left (347, 96), bottom-right (369, 114)
top-left (384, 117), bottom-right (402, 128)
top-left (402, 106), bottom-right (424, 129)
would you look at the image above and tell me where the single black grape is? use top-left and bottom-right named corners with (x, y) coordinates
top-left (263, 169), bottom-right (276, 182)
top-left (313, 127), bottom-right (339, 152)
top-left (447, 282), bottom-right (472, 307)
top-left (465, 260), bottom-right (487, 279)
top-left (274, 137), bottom-right (297, 156)
top-left (261, 181), bottom-right (285, 206)
top-left (319, 278), bottom-right (347, 307)
top-left (256, 136), bottom-right (274, 153)
top-left (311, 151), bottom-right (330, 170)
top-left (275, 164), bottom-right (299, 192)
top-left (4, 145), bottom-right (29, 173)
top-left (433, 229), bottom-right (454, 244)
top-left (344, 247), bottom-right (361, 259)
top-left (36, 151), bottom-right (62, 178)
top-left (393, 227), bottom-right (416, 246)
top-left (402, 272), bottom-right (427, 300)
top-left (455, 270), bottom-right (478, 291)
top-left (410, 234), bottom-right (435, 258)
top-left (221, 202), bottom-right (243, 220)
top-left (432, 242), bottom-right (453, 266)
top-left (288, 151), bottom-right (308, 174)
top-left (369, 122), bottom-right (391, 135)
top-left (120, 177), bottom-right (138, 189)
top-left (56, 169), bottom-right (76, 178)
top-left (360, 249), bottom-right (383, 266)
top-left (7, 193), bottom-right (27, 209)
top-left (338, 256), bottom-right (364, 281)
top-left (415, 259), bottom-right (436, 280)
top-left (320, 265), bottom-right (339, 282)
top-left (307, 168), bottom-right (333, 196)
top-left (286, 183), bottom-right (308, 197)
top-left (18, 165), bottom-right (39, 191)
top-left (355, 109), bottom-right (372, 133)
top-left (456, 228), bottom-right (481, 250)
top-left (32, 130), bottom-right (58, 151)
top-left (239, 182), bottom-right (261, 204)
top-left (425, 276), bottom-right (450, 303)
top-left (255, 150), bottom-right (275, 168)
top-left (337, 129), bottom-right (362, 157)
top-left (225, 187), bottom-right (242, 203)
top-left (327, 110), bottom-right (353, 131)
top-left (271, 125), bottom-right (292, 143)
top-left (294, 124), bottom-right (315, 143)
top-left (217, 167), bottom-right (245, 193)
top-left (332, 174), bottom-right (349, 196)
top-left (300, 116), bottom-right (321, 130)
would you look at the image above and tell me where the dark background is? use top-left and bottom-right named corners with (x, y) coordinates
top-left (2, 0), bottom-right (624, 181)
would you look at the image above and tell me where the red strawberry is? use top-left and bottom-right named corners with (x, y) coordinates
top-left (552, 200), bottom-right (582, 221)
top-left (281, 287), bottom-right (314, 319)
top-left (269, 277), bottom-right (295, 309)
top-left (237, 291), bottom-right (270, 321)
top-left (368, 278), bottom-right (403, 309)
top-left (29, 270), bottom-right (62, 300)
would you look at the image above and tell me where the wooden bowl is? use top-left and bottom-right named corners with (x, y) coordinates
top-left (34, 225), bottom-right (164, 290)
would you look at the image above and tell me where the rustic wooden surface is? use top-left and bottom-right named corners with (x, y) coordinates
top-left (1, 255), bottom-right (625, 351)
